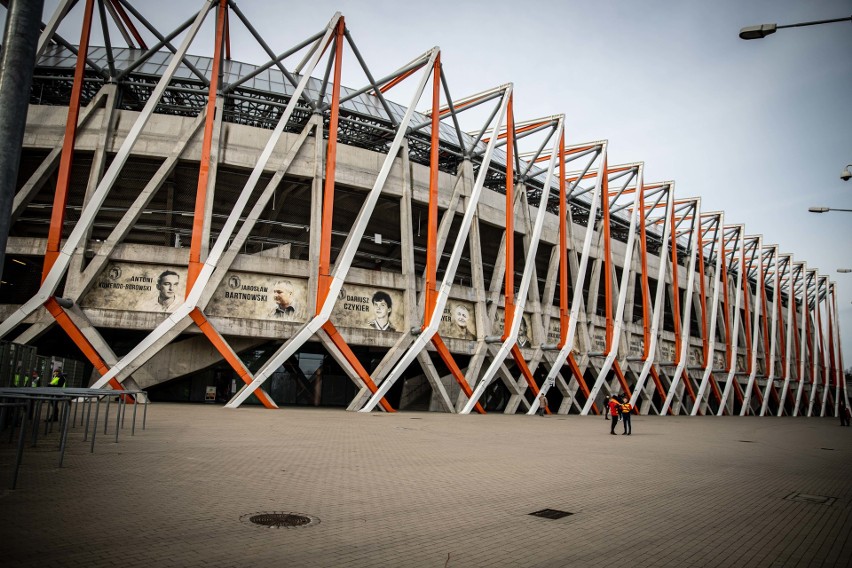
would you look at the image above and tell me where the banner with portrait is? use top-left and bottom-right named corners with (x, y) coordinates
top-left (207, 273), bottom-right (308, 322)
top-left (80, 263), bottom-right (187, 313)
top-left (491, 308), bottom-right (532, 347)
top-left (439, 301), bottom-right (477, 340)
top-left (332, 284), bottom-right (404, 332)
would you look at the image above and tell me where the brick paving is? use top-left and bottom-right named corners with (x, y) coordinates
top-left (1, 403), bottom-right (850, 567)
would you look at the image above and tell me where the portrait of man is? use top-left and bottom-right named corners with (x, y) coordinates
top-left (271, 280), bottom-right (299, 319)
top-left (517, 316), bottom-right (530, 347)
top-left (153, 270), bottom-right (180, 312)
top-left (367, 290), bottom-right (396, 331)
top-left (452, 303), bottom-right (476, 340)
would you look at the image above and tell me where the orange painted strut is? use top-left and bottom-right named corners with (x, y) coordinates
top-left (42, 0), bottom-right (95, 281)
top-left (322, 322), bottom-right (395, 413)
top-left (43, 298), bottom-right (128, 397)
top-left (187, 0), bottom-right (227, 291)
top-left (316, 18), bottom-right (345, 309)
top-left (431, 336), bottom-right (485, 414)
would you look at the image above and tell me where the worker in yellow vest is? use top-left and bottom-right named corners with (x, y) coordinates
top-left (48, 369), bottom-right (67, 421)
top-left (620, 394), bottom-right (632, 436)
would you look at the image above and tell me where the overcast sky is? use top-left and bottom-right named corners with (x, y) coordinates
top-left (18, 0), bottom-right (852, 360)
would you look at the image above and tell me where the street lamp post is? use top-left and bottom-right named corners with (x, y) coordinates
top-left (739, 16), bottom-right (852, 40)
top-left (809, 207), bottom-right (852, 213)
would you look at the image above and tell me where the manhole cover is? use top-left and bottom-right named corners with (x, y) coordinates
top-left (240, 512), bottom-right (318, 528)
top-left (529, 509), bottom-right (573, 520)
top-left (820, 448), bottom-right (835, 451)
top-left (784, 493), bottom-right (836, 506)
top-left (738, 440), bottom-right (754, 443)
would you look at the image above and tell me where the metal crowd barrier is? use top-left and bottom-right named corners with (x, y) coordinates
top-left (0, 387), bottom-right (148, 490)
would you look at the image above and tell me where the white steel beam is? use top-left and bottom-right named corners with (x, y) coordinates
top-left (0, 0), bottom-right (217, 341)
top-left (759, 247), bottom-right (781, 415)
top-left (228, 48), bottom-right (443, 409)
top-left (692, 212), bottom-right (724, 415)
top-left (740, 236), bottom-right (764, 415)
top-left (580, 166), bottom-right (643, 414)
top-left (90, 15), bottom-right (341, 389)
top-left (356, 86), bottom-right (513, 413)
top-left (460, 118), bottom-right (565, 415)
top-left (776, 255), bottom-right (795, 416)
top-left (526, 145), bottom-right (606, 413)
top-left (631, 185), bottom-right (674, 410)
top-left (717, 226), bottom-right (746, 415)
top-left (660, 199), bottom-right (701, 415)
top-left (793, 265), bottom-right (811, 416)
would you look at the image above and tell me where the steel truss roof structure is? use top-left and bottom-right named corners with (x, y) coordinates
top-left (0, 0), bottom-right (846, 419)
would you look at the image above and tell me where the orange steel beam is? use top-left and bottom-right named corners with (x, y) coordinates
top-left (379, 65), bottom-right (421, 94)
top-left (482, 119), bottom-right (550, 144)
top-left (670, 203), bottom-right (681, 364)
top-left (827, 288), bottom-right (837, 393)
top-left (510, 345), bottom-right (548, 413)
top-left (602, 158), bottom-right (613, 353)
top-left (791, 294), bottom-right (801, 397)
top-left (42, 0), bottom-right (95, 281)
top-left (815, 290), bottom-right (828, 410)
top-left (423, 54), bottom-right (441, 320)
top-left (502, 94), bottom-right (515, 339)
top-left (531, 143), bottom-right (595, 163)
top-left (321, 322), bottom-right (395, 412)
top-left (418, 57), bottom-right (485, 415)
top-left (434, 91), bottom-right (489, 117)
top-left (186, 0), bottom-right (227, 290)
top-left (108, 0), bottom-right (147, 50)
top-left (681, 369), bottom-right (698, 408)
top-left (649, 366), bottom-right (670, 415)
top-left (567, 352), bottom-right (598, 415)
top-left (759, 271), bottom-right (777, 409)
top-left (43, 298), bottom-right (129, 397)
top-left (721, 235), bottom-right (733, 377)
top-left (188, 309), bottom-right (277, 409)
top-left (742, 245), bottom-right (753, 377)
top-left (316, 18), bottom-right (345, 309)
top-left (431, 336), bottom-right (485, 414)
top-left (697, 222), bottom-right (709, 367)
top-left (564, 164), bottom-right (632, 184)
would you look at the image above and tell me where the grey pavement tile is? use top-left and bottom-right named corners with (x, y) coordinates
top-left (0, 404), bottom-right (850, 567)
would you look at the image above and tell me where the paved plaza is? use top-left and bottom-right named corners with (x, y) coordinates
top-left (1, 403), bottom-right (850, 567)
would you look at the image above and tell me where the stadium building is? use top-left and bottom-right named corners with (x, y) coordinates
top-left (0, 1), bottom-right (846, 417)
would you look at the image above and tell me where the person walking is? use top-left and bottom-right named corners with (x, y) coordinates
top-left (840, 401), bottom-right (850, 427)
top-left (608, 395), bottom-right (621, 435)
top-left (620, 394), bottom-right (633, 435)
top-left (537, 392), bottom-right (548, 417)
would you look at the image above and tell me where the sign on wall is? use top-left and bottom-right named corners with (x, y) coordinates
top-left (208, 273), bottom-right (308, 322)
top-left (80, 263), bottom-right (187, 313)
top-left (332, 284), bottom-right (404, 332)
top-left (492, 308), bottom-right (532, 347)
top-left (438, 301), bottom-right (477, 340)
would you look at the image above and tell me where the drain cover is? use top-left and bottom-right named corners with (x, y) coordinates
top-left (529, 509), bottom-right (573, 520)
top-left (241, 512), bottom-right (318, 528)
top-left (784, 493), bottom-right (836, 506)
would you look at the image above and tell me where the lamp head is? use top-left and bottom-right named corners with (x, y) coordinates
top-left (739, 24), bottom-right (778, 40)
top-left (808, 207), bottom-right (830, 213)
top-left (841, 166), bottom-right (851, 181)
